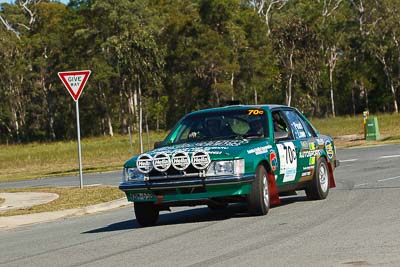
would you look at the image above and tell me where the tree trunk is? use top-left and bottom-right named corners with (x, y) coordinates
top-left (214, 77), bottom-right (220, 106)
top-left (100, 83), bottom-right (113, 137)
top-left (120, 79), bottom-right (127, 134)
top-left (380, 58), bottom-right (398, 113)
top-left (351, 84), bottom-right (356, 117)
top-left (107, 115), bottom-right (114, 137)
top-left (231, 72), bottom-right (234, 100)
top-left (101, 118), bottom-right (105, 136)
top-left (11, 106), bottom-right (19, 142)
top-left (328, 47), bottom-right (338, 118)
top-left (286, 50), bottom-right (294, 107)
top-left (254, 88), bottom-right (258, 105)
top-left (46, 84), bottom-right (56, 141)
top-left (127, 87), bottom-right (135, 133)
top-left (145, 112), bottom-right (150, 151)
top-left (138, 78), bottom-right (143, 153)
top-left (329, 68), bottom-right (336, 117)
top-left (390, 83), bottom-right (399, 113)
top-left (287, 73), bottom-right (292, 107)
top-left (133, 88), bottom-right (139, 131)
top-left (361, 81), bottom-right (369, 111)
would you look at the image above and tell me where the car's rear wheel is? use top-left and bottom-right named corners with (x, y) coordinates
top-left (248, 165), bottom-right (270, 215)
top-left (134, 202), bottom-right (159, 227)
top-left (305, 157), bottom-right (330, 200)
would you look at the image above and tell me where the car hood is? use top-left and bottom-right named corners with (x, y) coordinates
top-left (124, 138), bottom-right (272, 168)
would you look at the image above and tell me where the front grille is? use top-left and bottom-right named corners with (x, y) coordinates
top-left (147, 165), bottom-right (203, 181)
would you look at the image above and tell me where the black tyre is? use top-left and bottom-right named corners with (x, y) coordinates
top-left (305, 157), bottom-right (330, 200)
top-left (248, 165), bottom-right (270, 215)
top-left (134, 202), bottom-right (159, 227)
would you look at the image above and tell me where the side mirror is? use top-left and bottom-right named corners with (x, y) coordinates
top-left (154, 141), bottom-right (164, 149)
top-left (274, 131), bottom-right (290, 141)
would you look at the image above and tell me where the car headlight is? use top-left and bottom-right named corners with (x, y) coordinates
top-left (122, 168), bottom-right (145, 182)
top-left (206, 159), bottom-right (244, 176)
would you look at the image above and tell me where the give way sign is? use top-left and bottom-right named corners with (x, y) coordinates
top-left (58, 70), bottom-right (91, 101)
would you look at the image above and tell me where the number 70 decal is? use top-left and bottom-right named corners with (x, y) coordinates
top-left (277, 142), bottom-right (297, 182)
top-left (248, 109), bottom-right (264, 115)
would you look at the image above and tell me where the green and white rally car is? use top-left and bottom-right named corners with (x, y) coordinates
top-left (119, 105), bottom-right (339, 226)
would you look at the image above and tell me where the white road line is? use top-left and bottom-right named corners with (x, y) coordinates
top-left (379, 155), bottom-right (400, 159)
top-left (86, 183), bottom-right (103, 187)
top-left (354, 183), bottom-right (369, 187)
top-left (340, 159), bottom-right (358, 162)
top-left (377, 176), bottom-right (400, 182)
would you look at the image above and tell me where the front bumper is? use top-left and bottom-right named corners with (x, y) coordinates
top-left (119, 174), bottom-right (255, 191)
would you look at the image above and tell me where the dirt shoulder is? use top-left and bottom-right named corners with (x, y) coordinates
top-left (333, 134), bottom-right (400, 148)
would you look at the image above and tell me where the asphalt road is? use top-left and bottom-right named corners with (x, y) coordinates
top-left (0, 170), bottom-right (121, 188)
top-left (1, 144), bottom-right (400, 266)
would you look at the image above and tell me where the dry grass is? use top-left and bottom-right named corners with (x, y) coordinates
top-left (0, 132), bottom-right (167, 183)
top-left (311, 113), bottom-right (400, 148)
top-left (0, 197), bottom-right (4, 206)
top-left (0, 186), bottom-right (125, 217)
top-left (0, 113), bottom-right (399, 183)
top-left (310, 113), bottom-right (400, 138)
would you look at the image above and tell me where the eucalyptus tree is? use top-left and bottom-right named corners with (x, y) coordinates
top-left (270, 3), bottom-right (318, 108)
top-left (252, 0), bottom-right (287, 35)
top-left (368, 0), bottom-right (400, 113)
top-left (0, 2), bottom-right (31, 142)
top-left (27, 2), bottom-right (70, 140)
top-left (0, 27), bottom-right (26, 142)
top-left (320, 0), bottom-right (346, 117)
top-left (88, 0), bottom-right (165, 137)
top-left (0, 0), bottom-right (39, 39)
top-left (197, 0), bottom-right (246, 106)
top-left (235, 8), bottom-right (279, 106)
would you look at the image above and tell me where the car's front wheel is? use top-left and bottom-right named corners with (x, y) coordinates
top-left (248, 165), bottom-right (270, 215)
top-left (134, 202), bottom-right (159, 227)
top-left (305, 157), bottom-right (330, 200)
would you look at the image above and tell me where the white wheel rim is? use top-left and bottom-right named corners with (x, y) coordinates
top-left (263, 174), bottom-right (270, 207)
top-left (319, 163), bottom-right (328, 193)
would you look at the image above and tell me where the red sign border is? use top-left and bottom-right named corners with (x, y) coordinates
top-left (58, 70), bottom-right (91, 101)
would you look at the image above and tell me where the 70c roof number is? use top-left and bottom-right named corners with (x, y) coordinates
top-left (248, 109), bottom-right (264, 115)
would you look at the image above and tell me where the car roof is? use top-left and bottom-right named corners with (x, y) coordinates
top-left (187, 104), bottom-right (291, 116)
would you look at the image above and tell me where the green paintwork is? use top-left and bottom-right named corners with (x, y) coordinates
top-left (126, 183), bottom-right (251, 203)
top-left (121, 104), bottom-right (337, 205)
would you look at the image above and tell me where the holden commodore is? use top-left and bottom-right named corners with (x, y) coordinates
top-left (119, 105), bottom-right (339, 226)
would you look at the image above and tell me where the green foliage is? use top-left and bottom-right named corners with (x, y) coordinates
top-left (0, 0), bottom-right (399, 144)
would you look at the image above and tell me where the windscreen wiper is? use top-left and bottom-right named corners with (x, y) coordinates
top-left (242, 133), bottom-right (264, 139)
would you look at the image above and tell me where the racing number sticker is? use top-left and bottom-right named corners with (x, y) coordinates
top-left (277, 142), bottom-right (297, 182)
top-left (248, 109), bottom-right (264, 115)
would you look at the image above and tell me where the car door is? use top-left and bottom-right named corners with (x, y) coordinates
top-left (291, 110), bottom-right (320, 182)
top-left (271, 109), bottom-right (300, 185)
top-left (282, 109), bottom-right (326, 185)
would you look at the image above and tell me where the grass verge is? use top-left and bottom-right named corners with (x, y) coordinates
top-left (311, 113), bottom-right (400, 148)
top-left (0, 113), bottom-right (399, 183)
top-left (0, 131), bottom-right (167, 183)
top-left (310, 113), bottom-right (400, 138)
top-left (0, 186), bottom-right (125, 217)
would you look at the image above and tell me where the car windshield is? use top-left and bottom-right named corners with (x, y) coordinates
top-left (165, 109), bottom-right (268, 145)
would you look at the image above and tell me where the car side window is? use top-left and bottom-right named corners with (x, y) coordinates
top-left (295, 112), bottom-right (316, 137)
top-left (272, 110), bottom-right (292, 139)
top-left (283, 110), bottom-right (308, 139)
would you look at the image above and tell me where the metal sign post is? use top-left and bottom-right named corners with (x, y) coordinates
top-left (76, 100), bottom-right (83, 188)
top-left (58, 70), bottom-right (91, 189)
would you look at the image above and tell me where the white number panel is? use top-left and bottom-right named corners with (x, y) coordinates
top-left (277, 142), bottom-right (297, 182)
